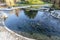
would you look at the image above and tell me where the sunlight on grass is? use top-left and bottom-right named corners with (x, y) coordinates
top-left (26, 0), bottom-right (44, 5)
top-left (15, 0), bottom-right (46, 7)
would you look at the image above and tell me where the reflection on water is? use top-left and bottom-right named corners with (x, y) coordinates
top-left (15, 9), bottom-right (20, 17)
top-left (24, 10), bottom-right (38, 19)
top-left (4, 10), bottom-right (60, 39)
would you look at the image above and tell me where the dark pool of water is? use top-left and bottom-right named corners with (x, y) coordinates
top-left (4, 10), bottom-right (60, 39)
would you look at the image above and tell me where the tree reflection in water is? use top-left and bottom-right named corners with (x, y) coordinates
top-left (15, 9), bottom-right (20, 17)
top-left (24, 10), bottom-right (38, 19)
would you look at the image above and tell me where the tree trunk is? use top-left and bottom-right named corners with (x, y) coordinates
top-left (59, 0), bottom-right (60, 7)
top-left (52, 0), bottom-right (55, 8)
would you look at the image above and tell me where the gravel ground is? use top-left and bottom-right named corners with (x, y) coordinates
top-left (0, 26), bottom-right (18, 40)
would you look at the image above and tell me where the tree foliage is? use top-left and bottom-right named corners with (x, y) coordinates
top-left (25, 0), bottom-right (44, 4)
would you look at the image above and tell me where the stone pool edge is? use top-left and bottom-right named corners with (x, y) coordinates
top-left (3, 23), bottom-right (35, 40)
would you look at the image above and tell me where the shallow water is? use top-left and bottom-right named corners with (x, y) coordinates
top-left (4, 10), bottom-right (60, 39)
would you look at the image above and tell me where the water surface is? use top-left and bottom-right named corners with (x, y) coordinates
top-left (4, 10), bottom-right (60, 39)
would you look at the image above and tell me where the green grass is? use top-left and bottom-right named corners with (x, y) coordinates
top-left (13, 0), bottom-right (45, 7)
top-left (13, 1), bottom-right (52, 10)
top-left (14, 3), bottom-right (52, 7)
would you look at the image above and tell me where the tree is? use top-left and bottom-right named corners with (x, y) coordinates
top-left (51, 0), bottom-right (56, 8)
top-left (59, 0), bottom-right (60, 7)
